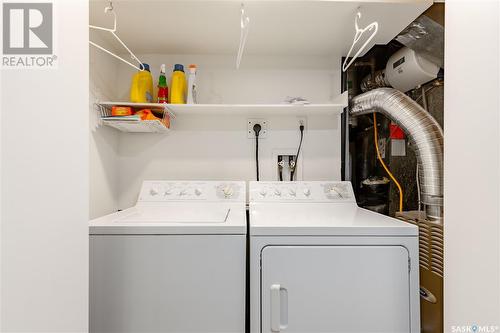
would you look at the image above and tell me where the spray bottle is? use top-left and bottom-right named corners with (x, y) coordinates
top-left (157, 64), bottom-right (168, 104)
top-left (186, 64), bottom-right (197, 104)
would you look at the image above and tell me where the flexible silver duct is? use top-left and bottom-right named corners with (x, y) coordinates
top-left (360, 70), bottom-right (391, 92)
top-left (350, 88), bottom-right (443, 220)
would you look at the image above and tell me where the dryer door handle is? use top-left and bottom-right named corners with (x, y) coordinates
top-left (270, 284), bottom-right (288, 332)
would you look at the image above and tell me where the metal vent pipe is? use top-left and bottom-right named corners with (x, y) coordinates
top-left (350, 88), bottom-right (443, 220)
top-left (360, 70), bottom-right (390, 92)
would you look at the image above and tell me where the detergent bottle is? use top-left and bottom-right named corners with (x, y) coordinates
top-left (157, 64), bottom-right (168, 103)
top-left (169, 64), bottom-right (186, 104)
top-left (130, 63), bottom-right (154, 103)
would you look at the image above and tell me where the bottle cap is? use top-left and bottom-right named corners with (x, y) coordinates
top-left (174, 64), bottom-right (184, 72)
top-left (189, 64), bottom-right (197, 69)
top-left (141, 63), bottom-right (150, 72)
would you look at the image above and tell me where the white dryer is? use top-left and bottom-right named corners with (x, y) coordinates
top-left (90, 181), bottom-right (246, 333)
top-left (249, 181), bottom-right (420, 333)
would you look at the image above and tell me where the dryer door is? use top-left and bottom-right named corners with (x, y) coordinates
top-left (261, 245), bottom-right (410, 333)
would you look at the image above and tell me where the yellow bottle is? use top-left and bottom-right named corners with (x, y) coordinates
top-left (169, 64), bottom-right (186, 104)
top-left (130, 63), bottom-right (154, 103)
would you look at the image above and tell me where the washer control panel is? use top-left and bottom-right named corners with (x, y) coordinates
top-left (138, 181), bottom-right (245, 202)
top-left (249, 181), bottom-right (355, 203)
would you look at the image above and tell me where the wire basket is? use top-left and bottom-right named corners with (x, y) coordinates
top-left (96, 102), bottom-right (173, 133)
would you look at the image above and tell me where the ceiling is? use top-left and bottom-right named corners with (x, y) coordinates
top-left (89, 0), bottom-right (432, 58)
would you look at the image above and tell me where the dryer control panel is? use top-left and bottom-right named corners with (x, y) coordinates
top-left (138, 181), bottom-right (245, 202)
top-left (249, 181), bottom-right (356, 203)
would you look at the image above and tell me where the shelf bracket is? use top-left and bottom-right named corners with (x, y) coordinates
top-left (162, 105), bottom-right (176, 119)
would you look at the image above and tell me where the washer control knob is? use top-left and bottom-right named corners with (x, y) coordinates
top-left (150, 189), bottom-right (158, 196)
top-left (179, 189), bottom-right (188, 196)
top-left (274, 188), bottom-right (281, 196)
top-left (303, 188), bottom-right (311, 197)
top-left (289, 188), bottom-right (297, 196)
top-left (223, 186), bottom-right (234, 198)
top-left (260, 188), bottom-right (267, 197)
top-left (194, 188), bottom-right (202, 196)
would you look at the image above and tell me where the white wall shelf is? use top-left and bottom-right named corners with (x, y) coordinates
top-left (96, 92), bottom-right (347, 126)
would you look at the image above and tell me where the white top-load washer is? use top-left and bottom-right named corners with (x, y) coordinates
top-left (90, 181), bottom-right (246, 333)
top-left (249, 181), bottom-right (420, 333)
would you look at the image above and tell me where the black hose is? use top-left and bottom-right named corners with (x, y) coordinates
top-left (291, 124), bottom-right (304, 181)
top-left (255, 136), bottom-right (259, 181)
top-left (278, 155), bottom-right (283, 181)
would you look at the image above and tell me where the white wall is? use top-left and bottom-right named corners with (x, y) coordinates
top-left (116, 114), bottom-right (341, 208)
top-left (89, 33), bottom-right (120, 219)
top-left (0, 1), bottom-right (88, 332)
top-left (107, 54), bottom-right (343, 210)
top-left (114, 54), bottom-right (340, 103)
top-left (445, 1), bottom-right (500, 330)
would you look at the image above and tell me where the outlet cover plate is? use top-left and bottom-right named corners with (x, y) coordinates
top-left (247, 119), bottom-right (268, 138)
top-left (297, 116), bottom-right (307, 130)
top-left (272, 148), bottom-right (303, 181)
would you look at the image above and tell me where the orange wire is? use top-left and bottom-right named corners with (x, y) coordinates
top-left (373, 113), bottom-right (403, 212)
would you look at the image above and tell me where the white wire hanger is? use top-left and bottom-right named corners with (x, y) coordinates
top-left (236, 3), bottom-right (250, 69)
top-left (89, 1), bottom-right (145, 71)
top-left (342, 10), bottom-right (379, 72)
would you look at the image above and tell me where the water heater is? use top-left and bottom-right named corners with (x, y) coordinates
top-left (385, 47), bottom-right (440, 92)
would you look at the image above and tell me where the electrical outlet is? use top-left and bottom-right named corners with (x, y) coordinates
top-left (297, 117), bottom-right (307, 130)
top-left (247, 119), bottom-right (268, 138)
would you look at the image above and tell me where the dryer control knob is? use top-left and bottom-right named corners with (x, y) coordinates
top-left (328, 187), bottom-right (341, 198)
top-left (289, 189), bottom-right (297, 196)
top-left (223, 186), bottom-right (234, 198)
top-left (195, 188), bottom-right (202, 196)
top-left (150, 189), bottom-right (158, 196)
top-left (179, 189), bottom-right (188, 196)
top-left (303, 188), bottom-right (311, 197)
top-left (274, 189), bottom-right (281, 196)
top-left (260, 189), bottom-right (267, 197)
